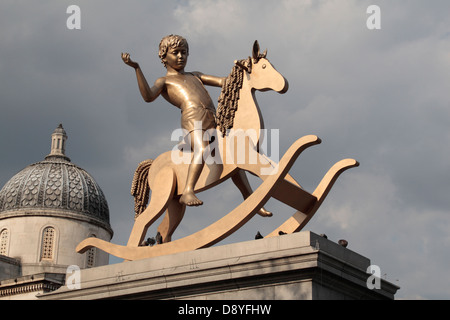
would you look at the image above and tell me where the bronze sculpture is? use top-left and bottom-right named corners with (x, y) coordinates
top-left (121, 35), bottom-right (272, 215)
top-left (77, 37), bottom-right (358, 261)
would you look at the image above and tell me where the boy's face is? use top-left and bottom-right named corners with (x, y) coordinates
top-left (164, 45), bottom-right (188, 71)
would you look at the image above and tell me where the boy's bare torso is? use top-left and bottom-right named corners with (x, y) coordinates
top-left (161, 72), bottom-right (216, 112)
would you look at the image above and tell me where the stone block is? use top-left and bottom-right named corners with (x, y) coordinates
top-left (39, 231), bottom-right (399, 300)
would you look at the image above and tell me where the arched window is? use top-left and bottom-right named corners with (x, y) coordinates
top-left (40, 227), bottom-right (56, 261)
top-left (0, 228), bottom-right (9, 256)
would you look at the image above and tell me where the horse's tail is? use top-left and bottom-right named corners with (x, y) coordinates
top-left (131, 159), bottom-right (153, 219)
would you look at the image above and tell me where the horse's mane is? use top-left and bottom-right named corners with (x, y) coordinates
top-left (131, 159), bottom-right (153, 218)
top-left (216, 60), bottom-right (245, 137)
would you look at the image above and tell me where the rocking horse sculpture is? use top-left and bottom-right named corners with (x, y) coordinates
top-left (77, 38), bottom-right (358, 261)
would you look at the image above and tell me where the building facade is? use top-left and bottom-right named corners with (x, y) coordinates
top-left (0, 125), bottom-right (113, 299)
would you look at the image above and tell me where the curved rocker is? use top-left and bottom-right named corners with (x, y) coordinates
top-left (265, 158), bottom-right (359, 238)
top-left (77, 135), bottom-right (319, 260)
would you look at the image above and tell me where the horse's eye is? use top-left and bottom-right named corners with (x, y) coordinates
top-left (262, 64), bottom-right (266, 69)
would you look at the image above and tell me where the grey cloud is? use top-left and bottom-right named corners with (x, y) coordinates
top-left (1, 0), bottom-right (449, 299)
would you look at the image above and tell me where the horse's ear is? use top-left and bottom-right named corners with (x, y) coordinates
top-left (262, 48), bottom-right (267, 58)
top-left (252, 40), bottom-right (260, 60)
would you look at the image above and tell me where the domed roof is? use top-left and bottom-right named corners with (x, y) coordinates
top-left (0, 125), bottom-right (111, 231)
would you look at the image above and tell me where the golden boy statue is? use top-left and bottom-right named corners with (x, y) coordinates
top-left (122, 35), bottom-right (224, 207)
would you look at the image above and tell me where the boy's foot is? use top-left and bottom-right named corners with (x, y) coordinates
top-left (257, 207), bottom-right (273, 217)
top-left (180, 192), bottom-right (203, 206)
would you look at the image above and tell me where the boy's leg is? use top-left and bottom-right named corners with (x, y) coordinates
top-left (180, 130), bottom-right (208, 206)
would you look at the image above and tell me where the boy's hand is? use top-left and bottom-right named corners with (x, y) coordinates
top-left (121, 52), bottom-right (139, 69)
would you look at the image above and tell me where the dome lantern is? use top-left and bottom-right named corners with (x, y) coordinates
top-left (45, 124), bottom-right (70, 162)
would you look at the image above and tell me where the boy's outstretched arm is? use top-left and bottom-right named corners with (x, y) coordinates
top-left (122, 52), bottom-right (164, 103)
top-left (193, 72), bottom-right (226, 87)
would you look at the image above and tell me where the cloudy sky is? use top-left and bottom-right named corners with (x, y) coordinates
top-left (1, 0), bottom-right (449, 299)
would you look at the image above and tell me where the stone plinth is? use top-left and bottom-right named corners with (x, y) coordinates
top-left (39, 231), bottom-right (399, 300)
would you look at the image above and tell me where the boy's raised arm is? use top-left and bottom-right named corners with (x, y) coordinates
top-left (122, 52), bottom-right (164, 103)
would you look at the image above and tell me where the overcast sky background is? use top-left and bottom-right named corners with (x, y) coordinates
top-left (1, 0), bottom-right (449, 299)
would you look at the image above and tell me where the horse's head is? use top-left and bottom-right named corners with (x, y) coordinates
top-left (235, 41), bottom-right (289, 94)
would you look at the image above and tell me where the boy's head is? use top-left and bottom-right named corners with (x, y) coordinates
top-left (159, 35), bottom-right (189, 67)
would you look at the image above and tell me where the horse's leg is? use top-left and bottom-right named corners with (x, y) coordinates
top-left (258, 153), bottom-right (303, 188)
top-left (157, 199), bottom-right (186, 243)
top-left (127, 167), bottom-right (176, 247)
top-left (231, 170), bottom-right (272, 217)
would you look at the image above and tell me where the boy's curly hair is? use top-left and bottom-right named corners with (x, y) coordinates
top-left (158, 34), bottom-right (189, 67)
